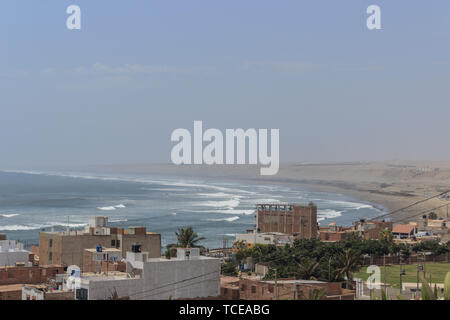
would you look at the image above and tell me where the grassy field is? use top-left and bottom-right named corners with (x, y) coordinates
top-left (355, 262), bottom-right (450, 288)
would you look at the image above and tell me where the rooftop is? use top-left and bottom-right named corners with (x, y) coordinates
top-left (393, 224), bottom-right (416, 234)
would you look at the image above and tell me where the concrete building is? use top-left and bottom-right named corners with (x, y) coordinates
top-left (224, 277), bottom-right (355, 300)
top-left (353, 219), bottom-right (393, 240)
top-left (233, 231), bottom-right (293, 251)
top-left (0, 265), bottom-right (64, 286)
top-left (0, 239), bottom-right (31, 267)
top-left (83, 247), bottom-right (125, 273)
top-left (22, 285), bottom-right (74, 300)
top-left (319, 223), bottom-right (352, 242)
top-left (39, 216), bottom-right (161, 267)
top-left (392, 224), bottom-right (417, 239)
top-left (74, 247), bottom-right (220, 300)
top-left (256, 203), bottom-right (318, 240)
top-left (0, 284), bottom-right (23, 300)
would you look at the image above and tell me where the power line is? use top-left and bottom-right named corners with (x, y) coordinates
top-left (371, 189), bottom-right (450, 220)
top-left (125, 270), bottom-right (220, 299)
top-left (391, 203), bottom-right (448, 225)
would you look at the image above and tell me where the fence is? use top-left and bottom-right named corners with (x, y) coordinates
top-left (361, 252), bottom-right (450, 266)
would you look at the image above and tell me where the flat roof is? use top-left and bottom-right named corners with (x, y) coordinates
top-left (262, 279), bottom-right (326, 285)
top-left (84, 248), bottom-right (121, 253)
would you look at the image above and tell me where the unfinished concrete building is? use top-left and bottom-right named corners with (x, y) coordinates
top-left (256, 203), bottom-right (318, 240)
top-left (39, 216), bottom-right (161, 268)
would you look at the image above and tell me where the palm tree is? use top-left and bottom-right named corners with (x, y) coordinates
top-left (336, 249), bottom-right (362, 289)
top-left (167, 227), bottom-right (205, 249)
top-left (307, 287), bottom-right (326, 300)
top-left (379, 229), bottom-right (393, 245)
top-left (297, 257), bottom-right (320, 280)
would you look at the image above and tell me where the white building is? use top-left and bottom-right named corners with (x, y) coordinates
top-left (0, 240), bottom-right (31, 267)
top-left (75, 247), bottom-right (220, 300)
top-left (234, 232), bottom-right (293, 247)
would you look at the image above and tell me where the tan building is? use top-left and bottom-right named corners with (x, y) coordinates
top-left (39, 216), bottom-right (161, 267)
top-left (83, 247), bottom-right (125, 273)
top-left (319, 223), bottom-right (352, 242)
top-left (256, 203), bottom-right (318, 239)
top-left (224, 277), bottom-right (355, 300)
top-left (353, 219), bottom-right (392, 240)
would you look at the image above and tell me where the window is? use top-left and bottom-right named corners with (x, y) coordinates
top-left (240, 284), bottom-right (246, 291)
top-left (116, 240), bottom-right (120, 248)
top-left (111, 240), bottom-right (116, 247)
top-left (268, 285), bottom-right (274, 293)
top-left (251, 286), bottom-right (256, 293)
top-left (76, 288), bottom-right (88, 300)
top-left (49, 239), bottom-right (53, 248)
top-left (49, 252), bottom-right (52, 263)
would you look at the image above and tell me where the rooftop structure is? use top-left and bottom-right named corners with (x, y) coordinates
top-left (74, 247), bottom-right (220, 300)
top-left (38, 216), bottom-right (161, 267)
top-left (233, 232), bottom-right (293, 251)
top-left (255, 203), bottom-right (318, 239)
top-left (0, 240), bottom-right (31, 267)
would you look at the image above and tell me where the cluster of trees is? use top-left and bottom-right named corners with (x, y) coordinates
top-left (165, 227), bottom-right (206, 258)
top-left (223, 232), bottom-right (450, 285)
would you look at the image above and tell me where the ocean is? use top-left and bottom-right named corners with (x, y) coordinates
top-left (0, 170), bottom-right (385, 250)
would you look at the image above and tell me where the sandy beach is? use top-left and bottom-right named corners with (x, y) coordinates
top-left (83, 160), bottom-right (450, 224)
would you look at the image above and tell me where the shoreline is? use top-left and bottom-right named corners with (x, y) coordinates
top-left (75, 161), bottom-right (450, 224)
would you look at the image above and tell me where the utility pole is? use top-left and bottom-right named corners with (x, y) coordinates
top-left (383, 254), bottom-right (387, 295)
top-left (399, 263), bottom-right (405, 294)
top-left (274, 269), bottom-right (279, 300)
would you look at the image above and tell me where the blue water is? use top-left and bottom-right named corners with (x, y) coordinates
top-left (0, 170), bottom-right (385, 250)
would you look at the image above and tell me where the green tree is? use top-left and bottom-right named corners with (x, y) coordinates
top-left (428, 212), bottom-right (438, 220)
top-left (336, 249), bottom-right (362, 289)
top-left (221, 261), bottom-right (238, 276)
top-left (167, 226), bottom-right (205, 249)
top-left (297, 257), bottom-right (320, 280)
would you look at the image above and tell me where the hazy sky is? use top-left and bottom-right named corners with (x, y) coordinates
top-left (1, 1), bottom-right (450, 168)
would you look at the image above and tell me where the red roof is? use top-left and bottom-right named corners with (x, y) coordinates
top-left (392, 224), bottom-right (415, 234)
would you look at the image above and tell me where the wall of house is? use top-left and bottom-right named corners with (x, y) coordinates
top-left (39, 232), bottom-right (161, 267)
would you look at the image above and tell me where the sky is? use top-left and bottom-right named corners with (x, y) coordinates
top-left (1, 0), bottom-right (450, 168)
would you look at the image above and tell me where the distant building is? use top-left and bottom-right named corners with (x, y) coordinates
top-left (392, 224), bottom-right (417, 239)
top-left (319, 223), bottom-right (352, 242)
top-left (256, 203), bottom-right (318, 240)
top-left (74, 247), bottom-right (220, 300)
top-left (233, 231), bottom-right (293, 251)
top-left (0, 284), bottom-right (23, 300)
top-left (82, 247), bottom-right (125, 273)
top-left (0, 239), bottom-right (31, 267)
top-left (22, 285), bottom-right (74, 300)
top-left (418, 215), bottom-right (450, 242)
top-left (38, 216), bottom-right (161, 267)
top-left (353, 219), bottom-right (392, 240)
top-left (0, 265), bottom-right (64, 286)
top-left (226, 277), bottom-right (355, 300)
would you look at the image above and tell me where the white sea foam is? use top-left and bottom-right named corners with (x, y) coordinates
top-left (318, 209), bottom-right (343, 219)
top-left (0, 224), bottom-right (46, 231)
top-left (109, 219), bottom-right (128, 223)
top-left (97, 206), bottom-right (117, 211)
top-left (209, 209), bottom-right (254, 215)
top-left (196, 196), bottom-right (241, 209)
top-left (97, 204), bottom-right (126, 211)
top-left (206, 216), bottom-right (240, 222)
top-left (0, 213), bottom-right (20, 218)
top-left (325, 200), bottom-right (373, 210)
